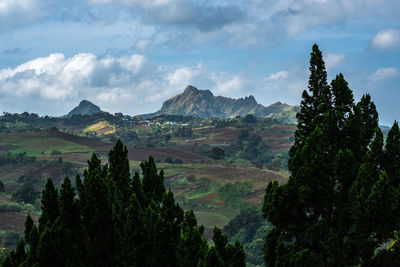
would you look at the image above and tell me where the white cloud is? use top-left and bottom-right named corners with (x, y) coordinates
top-left (166, 64), bottom-right (202, 87)
top-left (0, 53), bottom-right (246, 115)
top-left (0, 0), bottom-right (36, 13)
top-left (211, 73), bottom-right (244, 97)
top-left (265, 71), bottom-right (289, 81)
top-left (0, 0), bottom-right (44, 31)
top-left (368, 67), bottom-right (398, 81)
top-left (0, 52), bottom-right (157, 114)
top-left (370, 29), bottom-right (400, 50)
top-left (325, 52), bottom-right (345, 70)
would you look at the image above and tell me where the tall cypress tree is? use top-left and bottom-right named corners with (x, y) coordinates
top-left (4, 142), bottom-right (247, 267)
top-left (263, 44), bottom-right (400, 266)
top-left (39, 179), bottom-right (59, 232)
top-left (108, 139), bottom-right (131, 205)
top-left (142, 156), bottom-right (165, 204)
top-left (79, 153), bottom-right (116, 267)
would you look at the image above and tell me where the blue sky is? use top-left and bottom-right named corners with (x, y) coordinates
top-left (0, 0), bottom-right (399, 125)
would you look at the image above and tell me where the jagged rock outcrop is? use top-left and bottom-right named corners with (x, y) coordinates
top-left (148, 85), bottom-right (294, 119)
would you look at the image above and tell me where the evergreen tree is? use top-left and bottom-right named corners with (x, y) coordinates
top-left (25, 225), bottom-right (39, 266)
top-left (4, 141), bottom-right (246, 267)
top-left (80, 153), bottom-right (116, 267)
top-left (24, 214), bottom-right (33, 244)
top-left (39, 179), bottom-right (59, 232)
top-left (204, 228), bottom-right (246, 267)
top-left (263, 44), bottom-right (400, 266)
top-left (181, 210), bottom-right (208, 267)
top-left (142, 156), bottom-right (165, 204)
top-left (108, 139), bottom-right (131, 205)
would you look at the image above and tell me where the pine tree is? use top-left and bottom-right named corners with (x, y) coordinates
top-left (25, 225), bottom-right (39, 266)
top-left (263, 44), bottom-right (400, 266)
top-left (108, 139), bottom-right (131, 205)
top-left (39, 179), bottom-right (59, 232)
top-left (4, 141), bottom-right (247, 267)
top-left (142, 156), bottom-right (166, 204)
top-left (24, 214), bottom-right (33, 244)
top-left (204, 227), bottom-right (246, 267)
top-left (79, 153), bottom-right (116, 267)
top-left (293, 44), bottom-right (331, 148)
top-left (181, 210), bottom-right (208, 267)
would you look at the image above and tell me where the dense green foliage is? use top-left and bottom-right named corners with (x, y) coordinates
top-left (209, 147), bottom-right (225, 160)
top-left (224, 208), bottom-right (272, 266)
top-left (0, 204), bottom-right (23, 213)
top-left (2, 140), bottom-right (246, 266)
top-left (0, 153), bottom-right (35, 166)
top-left (11, 183), bottom-right (40, 204)
top-left (0, 231), bottom-right (22, 249)
top-left (262, 44), bottom-right (400, 265)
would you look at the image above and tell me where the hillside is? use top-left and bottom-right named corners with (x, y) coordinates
top-left (67, 100), bottom-right (104, 116)
top-left (0, 114), bottom-right (293, 248)
top-left (144, 85), bottom-right (295, 119)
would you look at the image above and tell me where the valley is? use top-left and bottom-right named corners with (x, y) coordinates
top-left (0, 87), bottom-right (296, 255)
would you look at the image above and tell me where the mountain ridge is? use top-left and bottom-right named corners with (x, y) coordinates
top-left (143, 85), bottom-right (296, 120)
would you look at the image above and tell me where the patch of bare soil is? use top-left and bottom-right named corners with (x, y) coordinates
top-left (127, 147), bottom-right (208, 163)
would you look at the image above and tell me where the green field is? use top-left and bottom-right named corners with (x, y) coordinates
top-left (0, 132), bottom-right (93, 155)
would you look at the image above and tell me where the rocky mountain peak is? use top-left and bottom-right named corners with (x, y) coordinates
top-left (67, 100), bottom-right (104, 116)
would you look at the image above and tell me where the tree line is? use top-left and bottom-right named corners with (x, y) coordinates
top-left (2, 140), bottom-right (246, 267)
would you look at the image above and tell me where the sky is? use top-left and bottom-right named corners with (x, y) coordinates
top-left (0, 0), bottom-right (399, 125)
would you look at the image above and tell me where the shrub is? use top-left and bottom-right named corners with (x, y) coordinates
top-left (174, 158), bottom-right (183, 165)
top-left (0, 203), bottom-right (23, 212)
top-left (209, 147), bottom-right (225, 160)
top-left (12, 183), bottom-right (40, 204)
top-left (0, 231), bottom-right (21, 249)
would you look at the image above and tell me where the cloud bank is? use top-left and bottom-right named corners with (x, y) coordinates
top-left (0, 53), bottom-right (251, 115)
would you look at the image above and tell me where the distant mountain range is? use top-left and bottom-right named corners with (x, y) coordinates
top-left (142, 85), bottom-right (298, 122)
top-left (67, 100), bottom-right (104, 116)
top-left (67, 86), bottom-right (299, 123)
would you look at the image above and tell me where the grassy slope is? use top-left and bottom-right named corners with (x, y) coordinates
top-left (0, 127), bottom-right (290, 242)
top-left (83, 121), bottom-right (116, 135)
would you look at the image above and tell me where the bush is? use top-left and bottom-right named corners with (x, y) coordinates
top-left (0, 203), bottom-right (23, 212)
top-left (174, 158), bottom-right (183, 165)
top-left (209, 147), bottom-right (225, 160)
top-left (17, 174), bottom-right (37, 184)
top-left (218, 181), bottom-right (252, 207)
top-left (165, 157), bottom-right (173, 164)
top-left (0, 231), bottom-right (21, 249)
top-left (12, 183), bottom-right (40, 204)
top-left (0, 180), bottom-right (4, 192)
top-left (242, 114), bottom-right (257, 124)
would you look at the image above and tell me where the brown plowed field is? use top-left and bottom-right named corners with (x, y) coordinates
top-left (199, 127), bottom-right (241, 142)
top-left (190, 164), bottom-right (287, 184)
top-left (51, 131), bottom-right (207, 163)
top-left (127, 147), bottom-right (208, 163)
